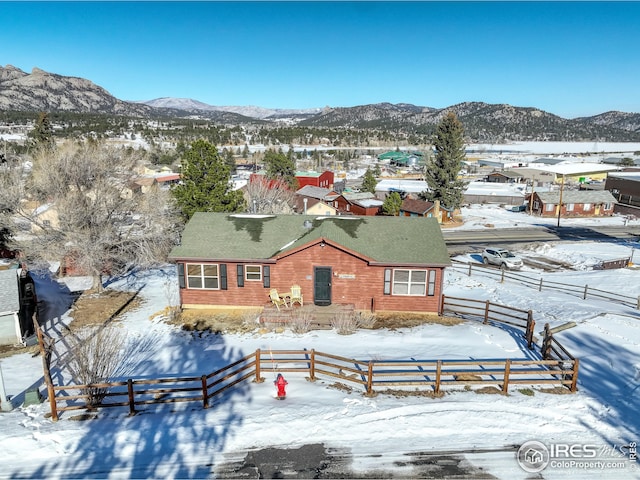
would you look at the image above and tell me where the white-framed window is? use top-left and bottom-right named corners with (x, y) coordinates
top-left (392, 269), bottom-right (427, 296)
top-left (545, 203), bottom-right (555, 212)
top-left (186, 263), bottom-right (219, 289)
top-left (566, 203), bottom-right (574, 212)
top-left (346, 204), bottom-right (350, 211)
top-left (604, 202), bottom-right (612, 210)
top-left (245, 265), bottom-right (262, 281)
top-left (583, 203), bottom-right (592, 211)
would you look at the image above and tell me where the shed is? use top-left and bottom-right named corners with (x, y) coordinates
top-left (0, 268), bottom-right (38, 345)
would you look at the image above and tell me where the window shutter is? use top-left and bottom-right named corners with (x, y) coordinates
top-left (237, 265), bottom-right (244, 287)
top-left (383, 268), bottom-right (391, 295)
top-left (220, 264), bottom-right (227, 290)
top-left (178, 263), bottom-right (185, 289)
top-left (263, 266), bottom-right (270, 288)
top-left (428, 270), bottom-right (436, 296)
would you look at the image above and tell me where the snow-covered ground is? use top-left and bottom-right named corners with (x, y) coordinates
top-left (1, 209), bottom-right (640, 478)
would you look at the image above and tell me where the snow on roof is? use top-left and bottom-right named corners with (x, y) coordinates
top-left (354, 199), bottom-right (383, 208)
top-left (464, 181), bottom-right (526, 197)
top-left (608, 171), bottom-right (640, 182)
top-left (375, 179), bottom-right (428, 192)
top-left (521, 162), bottom-right (621, 176)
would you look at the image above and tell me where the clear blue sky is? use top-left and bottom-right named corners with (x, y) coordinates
top-left (2, 1), bottom-right (639, 118)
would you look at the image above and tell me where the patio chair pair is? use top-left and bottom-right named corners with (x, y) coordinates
top-left (269, 285), bottom-right (304, 311)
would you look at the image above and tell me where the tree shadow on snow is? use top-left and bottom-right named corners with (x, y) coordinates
top-left (558, 330), bottom-right (640, 454)
top-left (16, 270), bottom-right (253, 479)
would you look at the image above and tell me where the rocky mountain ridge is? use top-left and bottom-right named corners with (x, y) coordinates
top-left (1, 64), bottom-right (639, 142)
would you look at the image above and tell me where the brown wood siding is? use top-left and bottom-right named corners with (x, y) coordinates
top-left (533, 193), bottom-right (615, 217)
top-left (177, 243), bottom-right (444, 313)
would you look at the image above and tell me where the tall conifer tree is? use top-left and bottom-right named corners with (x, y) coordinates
top-left (422, 112), bottom-right (466, 209)
top-left (361, 168), bottom-right (377, 194)
top-left (171, 140), bottom-right (245, 220)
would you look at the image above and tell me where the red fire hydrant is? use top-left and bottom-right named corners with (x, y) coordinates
top-left (274, 373), bottom-right (288, 400)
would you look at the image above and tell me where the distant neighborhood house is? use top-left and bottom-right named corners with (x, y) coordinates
top-left (527, 190), bottom-right (617, 217)
top-left (331, 192), bottom-right (383, 216)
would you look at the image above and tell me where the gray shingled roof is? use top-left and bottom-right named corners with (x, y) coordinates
top-left (0, 269), bottom-right (19, 313)
top-left (295, 185), bottom-right (333, 200)
top-left (169, 213), bottom-right (451, 266)
top-left (536, 190), bottom-right (617, 204)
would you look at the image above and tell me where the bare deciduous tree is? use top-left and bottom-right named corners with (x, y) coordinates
top-left (62, 325), bottom-right (126, 407)
top-left (1, 140), bottom-right (180, 289)
top-left (244, 177), bottom-right (295, 214)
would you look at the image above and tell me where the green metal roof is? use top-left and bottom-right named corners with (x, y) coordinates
top-left (169, 213), bottom-right (451, 266)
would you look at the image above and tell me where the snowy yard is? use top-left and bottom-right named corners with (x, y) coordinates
top-left (1, 211), bottom-right (640, 478)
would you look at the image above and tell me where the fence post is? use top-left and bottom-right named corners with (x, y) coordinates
top-left (502, 359), bottom-right (511, 394)
top-left (366, 361), bottom-right (373, 396)
top-left (500, 269), bottom-right (505, 283)
top-left (637, 295), bottom-right (639, 310)
top-left (435, 360), bottom-right (442, 395)
top-left (201, 375), bottom-right (208, 409)
top-left (255, 349), bottom-right (261, 382)
top-left (468, 263), bottom-right (472, 276)
top-left (541, 323), bottom-right (551, 360)
top-left (483, 301), bottom-right (490, 324)
top-left (309, 349), bottom-right (316, 381)
top-left (570, 359), bottom-right (579, 392)
top-left (526, 311), bottom-right (535, 350)
top-left (127, 379), bottom-right (135, 416)
top-left (583, 284), bottom-right (588, 300)
top-left (36, 325), bottom-right (58, 421)
top-left (539, 278), bottom-right (543, 292)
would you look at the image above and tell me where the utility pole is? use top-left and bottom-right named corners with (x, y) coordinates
top-left (556, 174), bottom-right (565, 227)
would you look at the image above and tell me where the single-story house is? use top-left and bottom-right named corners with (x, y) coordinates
top-left (463, 181), bottom-right (527, 206)
top-left (0, 267), bottom-right (38, 345)
top-left (296, 197), bottom-right (338, 216)
top-left (168, 214), bottom-right (451, 314)
top-left (486, 171), bottom-right (524, 184)
top-left (398, 198), bottom-right (457, 224)
top-left (294, 185), bottom-right (339, 215)
top-left (526, 190), bottom-right (617, 217)
top-left (331, 192), bottom-right (383, 216)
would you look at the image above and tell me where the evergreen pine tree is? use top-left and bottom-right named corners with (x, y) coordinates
top-left (264, 148), bottom-right (297, 189)
top-left (171, 140), bottom-right (245, 220)
top-left (361, 168), bottom-right (377, 194)
top-left (382, 191), bottom-right (402, 216)
top-left (30, 112), bottom-right (54, 150)
top-left (422, 112), bottom-right (466, 210)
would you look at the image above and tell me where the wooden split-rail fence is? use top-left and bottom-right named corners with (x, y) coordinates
top-left (43, 292), bottom-right (579, 420)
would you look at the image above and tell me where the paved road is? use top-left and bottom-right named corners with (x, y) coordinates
top-left (214, 443), bottom-right (512, 479)
top-left (443, 224), bottom-right (640, 255)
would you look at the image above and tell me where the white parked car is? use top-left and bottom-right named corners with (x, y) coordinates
top-left (482, 248), bottom-right (523, 270)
